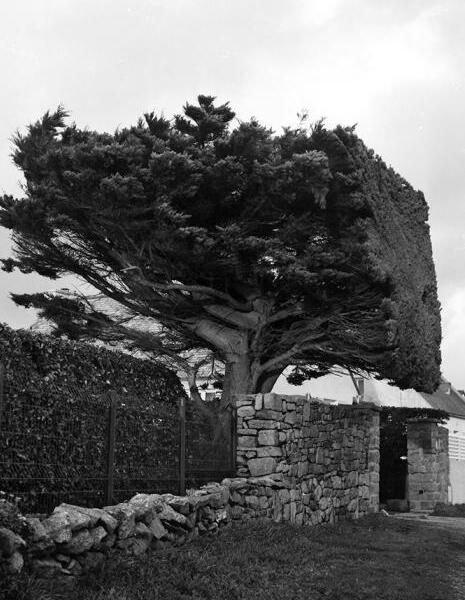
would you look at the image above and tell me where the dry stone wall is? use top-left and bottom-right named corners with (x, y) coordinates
top-left (0, 483), bottom-right (231, 582)
top-left (407, 419), bottom-right (449, 511)
top-left (233, 394), bottom-right (380, 525)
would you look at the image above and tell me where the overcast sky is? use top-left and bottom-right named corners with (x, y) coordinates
top-left (1, 0), bottom-right (464, 386)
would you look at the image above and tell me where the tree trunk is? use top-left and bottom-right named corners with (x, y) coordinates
top-left (221, 355), bottom-right (253, 408)
top-left (222, 357), bottom-right (284, 406)
top-left (257, 371), bottom-right (281, 393)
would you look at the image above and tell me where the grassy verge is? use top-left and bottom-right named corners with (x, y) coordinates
top-left (9, 514), bottom-right (465, 600)
top-left (432, 502), bottom-right (465, 517)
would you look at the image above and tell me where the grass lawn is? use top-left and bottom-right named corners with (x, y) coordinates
top-left (432, 503), bottom-right (465, 518)
top-left (10, 514), bottom-right (465, 600)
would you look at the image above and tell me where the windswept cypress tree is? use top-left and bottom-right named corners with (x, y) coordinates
top-left (0, 96), bottom-right (441, 401)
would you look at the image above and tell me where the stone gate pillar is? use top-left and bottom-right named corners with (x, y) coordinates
top-left (406, 418), bottom-right (449, 511)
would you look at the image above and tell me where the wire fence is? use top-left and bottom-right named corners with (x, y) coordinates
top-left (0, 363), bottom-right (235, 513)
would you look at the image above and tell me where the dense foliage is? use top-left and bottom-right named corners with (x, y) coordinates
top-left (0, 96), bottom-right (441, 399)
top-left (0, 323), bottom-right (187, 511)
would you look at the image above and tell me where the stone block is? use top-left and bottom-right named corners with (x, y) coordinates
top-left (236, 399), bottom-right (253, 407)
top-left (258, 429), bottom-right (279, 446)
top-left (5, 551), bottom-right (24, 574)
top-left (284, 411), bottom-right (299, 425)
top-left (135, 521), bottom-right (153, 540)
top-left (297, 461), bottom-right (308, 477)
top-left (315, 447), bottom-right (325, 464)
top-left (247, 457), bottom-right (276, 476)
top-left (162, 494), bottom-right (192, 515)
top-left (152, 504), bottom-right (186, 531)
top-left (319, 497), bottom-right (329, 511)
top-left (42, 512), bottom-right (73, 544)
top-left (62, 528), bottom-right (94, 555)
top-left (0, 527), bottom-right (25, 557)
top-left (346, 471), bottom-right (358, 486)
top-left (248, 419), bottom-right (279, 429)
top-left (230, 505), bottom-right (245, 519)
top-left (263, 394), bottom-right (283, 411)
top-left (237, 406), bottom-right (255, 418)
top-left (290, 501), bottom-right (297, 523)
top-left (104, 504), bottom-right (137, 539)
top-left (255, 409), bottom-right (282, 420)
top-left (90, 526), bottom-right (108, 548)
top-left (24, 517), bottom-right (49, 546)
top-left (259, 496), bottom-right (269, 509)
top-left (245, 495), bottom-right (259, 509)
top-left (99, 532), bottom-right (116, 549)
top-left (238, 435), bottom-right (257, 448)
top-left (148, 516), bottom-right (168, 540)
top-left (290, 489), bottom-right (300, 501)
top-left (331, 475), bottom-right (342, 489)
top-left (278, 489), bottom-right (290, 503)
top-left (58, 505), bottom-right (118, 533)
top-left (303, 403), bottom-right (311, 422)
top-left (283, 504), bottom-right (291, 521)
top-left (256, 447), bottom-right (282, 458)
top-left (230, 490), bottom-right (244, 504)
top-left (254, 395), bottom-right (264, 411)
top-left (53, 504), bottom-right (93, 531)
top-left (310, 511), bottom-right (321, 526)
top-left (347, 498), bottom-right (359, 513)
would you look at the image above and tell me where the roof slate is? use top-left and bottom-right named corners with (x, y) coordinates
top-left (420, 388), bottom-right (465, 418)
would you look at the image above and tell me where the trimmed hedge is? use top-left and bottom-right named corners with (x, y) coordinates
top-left (0, 322), bottom-right (184, 398)
top-left (0, 323), bottom-right (187, 511)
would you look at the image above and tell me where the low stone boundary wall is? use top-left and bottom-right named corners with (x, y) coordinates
top-left (0, 483), bottom-right (231, 582)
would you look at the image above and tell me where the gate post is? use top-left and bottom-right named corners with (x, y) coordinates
top-left (105, 392), bottom-right (117, 505)
top-left (406, 418), bottom-right (449, 511)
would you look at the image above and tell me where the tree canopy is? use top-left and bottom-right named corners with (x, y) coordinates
top-left (0, 95), bottom-right (441, 400)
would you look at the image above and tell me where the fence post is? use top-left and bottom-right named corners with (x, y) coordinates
top-left (179, 395), bottom-right (186, 495)
top-left (105, 392), bottom-right (117, 505)
top-left (0, 363), bottom-right (4, 434)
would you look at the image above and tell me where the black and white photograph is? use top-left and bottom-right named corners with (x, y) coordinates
top-left (0, 1), bottom-right (464, 598)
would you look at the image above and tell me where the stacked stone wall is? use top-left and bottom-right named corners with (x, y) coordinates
top-left (232, 393), bottom-right (379, 525)
top-left (407, 419), bottom-right (449, 511)
top-left (0, 483), bottom-right (231, 582)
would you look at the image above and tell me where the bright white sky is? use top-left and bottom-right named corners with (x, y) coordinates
top-left (1, 0), bottom-right (464, 386)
